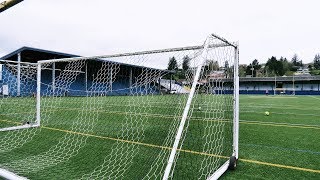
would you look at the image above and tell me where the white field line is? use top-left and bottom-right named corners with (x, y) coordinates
top-left (242, 102), bottom-right (318, 108)
top-left (241, 105), bottom-right (320, 111)
top-left (308, 95), bottom-right (320, 100)
top-left (241, 110), bottom-right (320, 117)
top-left (240, 119), bottom-right (320, 128)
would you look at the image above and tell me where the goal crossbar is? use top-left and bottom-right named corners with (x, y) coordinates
top-left (37, 43), bottom-right (234, 64)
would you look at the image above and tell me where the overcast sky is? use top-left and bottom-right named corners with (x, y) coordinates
top-left (0, 0), bottom-right (319, 65)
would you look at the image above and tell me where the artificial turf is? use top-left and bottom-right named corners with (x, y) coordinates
top-left (0, 95), bottom-right (319, 179)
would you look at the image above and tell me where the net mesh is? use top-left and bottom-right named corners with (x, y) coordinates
top-left (0, 62), bottom-right (39, 155)
top-left (0, 35), bottom-right (237, 179)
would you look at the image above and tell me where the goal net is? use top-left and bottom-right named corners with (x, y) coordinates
top-left (0, 60), bottom-right (39, 132)
top-left (0, 34), bottom-right (239, 180)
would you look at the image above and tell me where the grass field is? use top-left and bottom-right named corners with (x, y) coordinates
top-left (0, 94), bottom-right (320, 179)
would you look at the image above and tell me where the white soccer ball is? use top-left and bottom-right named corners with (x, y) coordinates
top-left (265, 111), bottom-right (270, 116)
top-left (198, 107), bottom-right (201, 110)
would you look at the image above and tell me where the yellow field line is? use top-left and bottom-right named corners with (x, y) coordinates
top-left (41, 126), bottom-right (228, 159)
top-left (1, 118), bottom-right (319, 174)
top-left (40, 125), bottom-right (320, 174)
top-left (42, 126), bottom-right (171, 150)
top-left (0, 119), bottom-right (21, 125)
top-left (241, 159), bottom-right (320, 174)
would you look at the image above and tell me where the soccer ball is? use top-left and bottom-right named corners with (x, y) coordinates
top-left (265, 111), bottom-right (270, 116)
top-left (198, 107), bottom-right (202, 111)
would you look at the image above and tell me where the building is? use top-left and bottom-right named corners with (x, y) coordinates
top-left (239, 76), bottom-right (320, 95)
top-left (0, 47), bottom-right (170, 97)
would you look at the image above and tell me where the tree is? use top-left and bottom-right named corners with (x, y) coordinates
top-left (246, 64), bottom-right (254, 76)
top-left (245, 59), bottom-right (261, 77)
top-left (239, 64), bottom-right (247, 77)
top-left (204, 60), bottom-right (219, 72)
top-left (291, 54), bottom-right (303, 67)
top-left (279, 57), bottom-right (291, 75)
top-left (182, 55), bottom-right (190, 71)
top-left (314, 54), bottom-right (320, 70)
top-left (277, 60), bottom-right (285, 76)
top-left (266, 56), bottom-right (285, 76)
top-left (167, 56), bottom-right (178, 70)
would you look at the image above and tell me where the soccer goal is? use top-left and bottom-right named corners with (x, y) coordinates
top-left (0, 34), bottom-right (239, 180)
top-left (274, 88), bottom-right (295, 96)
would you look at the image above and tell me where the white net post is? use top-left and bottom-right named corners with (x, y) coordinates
top-left (162, 36), bottom-right (211, 180)
top-left (233, 43), bottom-right (239, 159)
top-left (36, 63), bottom-right (41, 126)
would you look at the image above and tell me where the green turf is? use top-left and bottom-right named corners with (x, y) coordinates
top-left (0, 95), bottom-right (319, 179)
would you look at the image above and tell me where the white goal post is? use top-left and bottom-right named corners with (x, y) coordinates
top-left (0, 33), bottom-right (239, 180)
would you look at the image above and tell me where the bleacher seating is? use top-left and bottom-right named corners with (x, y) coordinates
top-left (2, 63), bottom-right (320, 96)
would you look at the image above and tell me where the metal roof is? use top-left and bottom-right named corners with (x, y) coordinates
top-left (1, 46), bottom-right (80, 60)
top-left (0, 46), bottom-right (172, 73)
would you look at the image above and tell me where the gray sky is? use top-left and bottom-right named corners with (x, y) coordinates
top-left (0, 0), bottom-right (319, 65)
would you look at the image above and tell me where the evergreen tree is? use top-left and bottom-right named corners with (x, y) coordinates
top-left (279, 57), bottom-right (291, 74)
top-left (314, 54), bottom-right (320, 70)
top-left (266, 56), bottom-right (285, 76)
top-left (167, 56), bottom-right (178, 70)
top-left (182, 55), bottom-right (190, 71)
top-left (291, 54), bottom-right (303, 67)
top-left (245, 59), bottom-right (261, 77)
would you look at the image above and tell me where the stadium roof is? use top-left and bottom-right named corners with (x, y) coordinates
top-left (1, 46), bottom-right (79, 63)
top-left (0, 46), bottom-right (173, 73)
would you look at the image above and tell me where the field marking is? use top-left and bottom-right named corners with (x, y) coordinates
top-left (1, 118), bottom-right (320, 174)
top-left (0, 119), bottom-right (21, 125)
top-left (240, 119), bottom-right (320, 128)
top-left (243, 143), bottom-right (320, 155)
top-left (51, 107), bottom-right (320, 130)
top-left (1, 106), bottom-right (319, 131)
top-left (41, 126), bottom-right (228, 160)
top-left (240, 121), bottom-right (320, 130)
top-left (45, 107), bottom-right (320, 129)
top-left (240, 100), bottom-right (315, 107)
top-left (247, 96), bottom-right (297, 99)
top-left (40, 125), bottom-right (320, 174)
top-left (242, 104), bottom-right (320, 111)
top-left (308, 96), bottom-right (320, 100)
top-left (240, 159), bottom-right (320, 174)
top-left (241, 110), bottom-right (320, 117)
top-left (2, 108), bottom-right (320, 131)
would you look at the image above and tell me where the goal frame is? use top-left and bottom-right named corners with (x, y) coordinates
top-left (0, 34), bottom-right (239, 180)
top-left (207, 41), bottom-right (239, 180)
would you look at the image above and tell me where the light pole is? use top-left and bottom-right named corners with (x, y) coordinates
top-left (293, 74), bottom-right (295, 95)
top-left (274, 75), bottom-right (277, 95)
top-left (250, 66), bottom-right (254, 77)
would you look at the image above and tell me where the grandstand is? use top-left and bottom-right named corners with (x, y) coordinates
top-left (239, 76), bottom-right (320, 95)
top-left (0, 47), bottom-right (176, 97)
top-left (2, 47), bottom-right (319, 97)
top-left (159, 79), bottom-right (189, 94)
